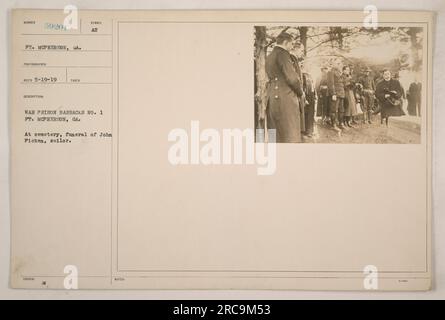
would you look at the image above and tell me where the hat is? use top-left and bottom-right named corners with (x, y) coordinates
top-left (276, 32), bottom-right (294, 44)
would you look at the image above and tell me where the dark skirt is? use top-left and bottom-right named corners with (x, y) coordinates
top-left (407, 97), bottom-right (418, 116)
top-left (381, 101), bottom-right (405, 117)
top-left (304, 101), bottom-right (315, 134)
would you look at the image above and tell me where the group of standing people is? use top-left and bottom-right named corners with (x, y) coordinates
top-left (264, 32), bottom-right (422, 143)
top-left (265, 32), bottom-right (325, 143)
top-left (316, 61), bottom-right (364, 132)
top-left (317, 64), bottom-right (409, 129)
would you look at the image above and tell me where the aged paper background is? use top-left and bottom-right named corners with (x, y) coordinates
top-left (1, 0), bottom-right (444, 299)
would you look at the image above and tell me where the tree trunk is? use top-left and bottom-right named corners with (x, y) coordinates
top-left (299, 27), bottom-right (308, 57)
top-left (254, 26), bottom-right (268, 136)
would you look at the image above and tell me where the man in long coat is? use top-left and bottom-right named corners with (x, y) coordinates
top-left (302, 72), bottom-right (316, 137)
top-left (265, 32), bottom-right (304, 143)
top-left (316, 66), bottom-right (329, 123)
top-left (359, 67), bottom-right (376, 124)
top-left (327, 60), bottom-right (345, 131)
top-left (290, 50), bottom-right (306, 135)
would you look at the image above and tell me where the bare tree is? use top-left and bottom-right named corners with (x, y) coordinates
top-left (254, 26), bottom-right (268, 132)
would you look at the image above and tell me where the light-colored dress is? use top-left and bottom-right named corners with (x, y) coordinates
top-left (343, 74), bottom-right (357, 116)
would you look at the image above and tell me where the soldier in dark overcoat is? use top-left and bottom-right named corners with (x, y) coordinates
top-left (265, 33), bottom-right (304, 143)
top-left (327, 60), bottom-right (346, 131)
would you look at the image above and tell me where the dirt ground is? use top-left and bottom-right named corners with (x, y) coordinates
top-left (306, 114), bottom-right (421, 144)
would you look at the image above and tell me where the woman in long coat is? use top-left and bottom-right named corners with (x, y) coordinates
top-left (342, 66), bottom-right (358, 127)
top-left (375, 69), bottom-right (405, 126)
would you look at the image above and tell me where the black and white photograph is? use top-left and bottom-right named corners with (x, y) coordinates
top-left (254, 25), bottom-right (424, 143)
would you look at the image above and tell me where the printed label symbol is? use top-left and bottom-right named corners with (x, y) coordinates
top-left (363, 265), bottom-right (379, 290)
top-left (63, 265), bottom-right (78, 290)
top-left (63, 5), bottom-right (78, 30)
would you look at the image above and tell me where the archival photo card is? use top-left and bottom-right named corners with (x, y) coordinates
top-left (9, 9), bottom-right (433, 290)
